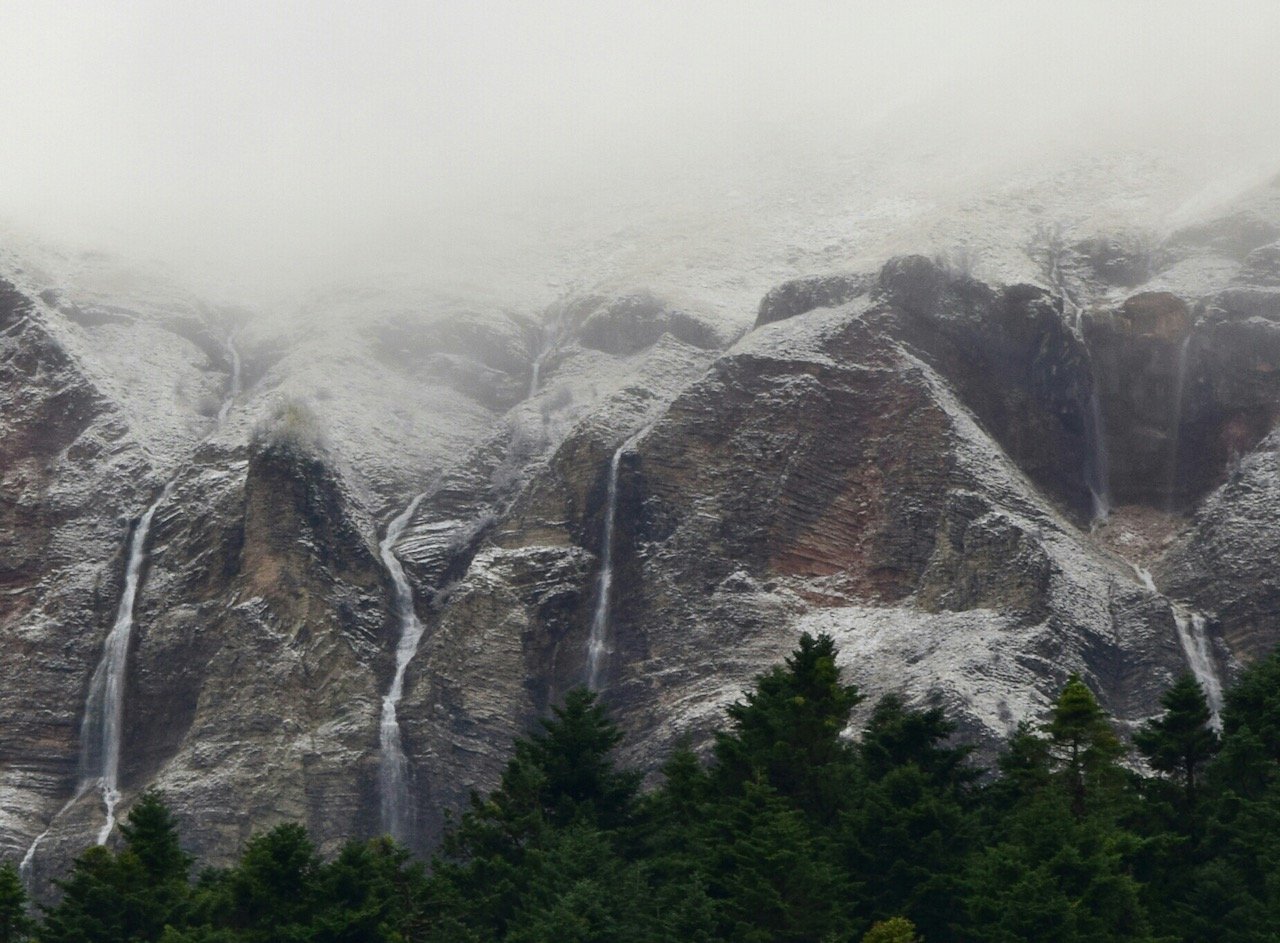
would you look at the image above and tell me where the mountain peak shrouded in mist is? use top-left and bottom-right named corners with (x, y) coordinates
top-left (1, 1), bottom-right (1278, 303)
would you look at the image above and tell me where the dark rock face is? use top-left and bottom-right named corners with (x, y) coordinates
top-left (754, 272), bottom-right (875, 328)
top-left (880, 260), bottom-right (1099, 519)
top-left (1161, 429), bottom-right (1280, 660)
top-left (1236, 242), bottom-right (1280, 287)
top-left (373, 309), bottom-right (534, 412)
top-left (573, 290), bottom-right (732, 355)
top-left (1084, 292), bottom-right (1195, 508)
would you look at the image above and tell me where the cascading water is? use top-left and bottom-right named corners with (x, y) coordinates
top-left (217, 332), bottom-right (242, 425)
top-left (529, 355), bottom-right (544, 398)
top-left (22, 331), bottom-right (243, 881)
top-left (377, 493), bottom-right (428, 842)
top-left (1172, 606), bottom-right (1225, 727)
top-left (1165, 335), bottom-right (1193, 510)
top-left (1057, 276), bottom-right (1111, 521)
top-left (528, 320), bottom-right (561, 399)
top-left (1131, 563), bottom-right (1158, 595)
top-left (587, 447), bottom-right (624, 691)
top-left (1129, 567), bottom-right (1225, 728)
top-left (1084, 383), bottom-right (1112, 521)
top-left (81, 480), bottom-right (175, 844)
top-left (587, 428), bottom-right (649, 691)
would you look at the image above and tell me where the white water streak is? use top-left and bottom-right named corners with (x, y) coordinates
top-left (24, 329), bottom-right (242, 880)
top-left (19, 787), bottom-right (87, 885)
top-left (377, 492), bottom-right (428, 842)
top-left (81, 481), bottom-right (174, 844)
top-left (1130, 563), bottom-right (1224, 728)
top-left (1172, 606), bottom-right (1225, 727)
top-left (587, 428), bottom-right (648, 690)
top-left (1131, 563), bottom-right (1158, 595)
top-left (216, 332), bottom-right (242, 425)
top-left (1086, 384), bottom-right (1112, 521)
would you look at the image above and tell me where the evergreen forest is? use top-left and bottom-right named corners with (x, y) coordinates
top-left (7, 633), bottom-right (1280, 942)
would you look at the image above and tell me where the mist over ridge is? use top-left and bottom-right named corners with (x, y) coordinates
top-left (0, 0), bottom-right (1277, 309)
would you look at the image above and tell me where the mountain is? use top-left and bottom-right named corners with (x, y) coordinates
top-left (4, 163), bottom-right (1280, 889)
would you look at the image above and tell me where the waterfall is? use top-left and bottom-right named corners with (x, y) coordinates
top-left (587, 428), bottom-right (649, 690)
top-left (586, 446), bottom-right (623, 691)
top-left (80, 481), bottom-right (174, 844)
top-left (216, 332), bottom-right (242, 425)
top-left (377, 492), bottom-right (428, 842)
top-left (1130, 565), bottom-right (1225, 727)
top-left (529, 355), bottom-right (543, 398)
top-left (1172, 605), bottom-right (1225, 726)
top-left (1165, 335), bottom-right (1193, 510)
top-left (1131, 563), bottom-right (1158, 594)
top-left (23, 328), bottom-right (244, 882)
top-left (19, 826), bottom-right (49, 883)
top-left (1049, 269), bottom-right (1110, 520)
top-left (1085, 384), bottom-right (1112, 520)
top-left (528, 321), bottom-right (558, 399)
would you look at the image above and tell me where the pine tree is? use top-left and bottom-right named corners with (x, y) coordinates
top-left (222, 823), bottom-right (320, 942)
top-left (428, 688), bottom-right (639, 939)
top-left (700, 782), bottom-right (857, 943)
top-left (1045, 674), bottom-right (1122, 818)
top-left (308, 837), bottom-right (429, 943)
top-left (713, 632), bottom-right (863, 820)
top-left (38, 845), bottom-right (143, 943)
top-left (521, 687), bottom-right (640, 831)
top-left (0, 864), bottom-right (33, 943)
top-left (1134, 675), bottom-right (1220, 801)
top-left (119, 791), bottom-right (192, 884)
top-left (859, 695), bottom-right (974, 791)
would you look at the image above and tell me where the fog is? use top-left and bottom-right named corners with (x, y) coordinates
top-left (2, 0), bottom-right (1278, 305)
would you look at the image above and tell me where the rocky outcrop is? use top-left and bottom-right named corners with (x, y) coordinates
top-left (0, 282), bottom-right (185, 876)
top-left (878, 258), bottom-right (1100, 519)
top-left (570, 290), bottom-right (737, 356)
top-left (754, 272), bottom-right (875, 328)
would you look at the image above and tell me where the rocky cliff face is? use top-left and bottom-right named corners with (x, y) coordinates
top-left (5, 176), bottom-right (1280, 887)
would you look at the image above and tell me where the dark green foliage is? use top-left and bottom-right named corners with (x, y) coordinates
top-left (427, 686), bottom-right (641, 940)
top-left (38, 845), bottom-right (146, 943)
top-left (0, 864), bottom-right (33, 943)
top-left (1045, 674), bottom-right (1124, 817)
top-left (698, 782), bottom-right (856, 943)
top-left (714, 633), bottom-right (863, 819)
top-left (1134, 675), bottom-right (1220, 800)
top-left (23, 638), bottom-right (1280, 941)
top-left (39, 792), bottom-right (192, 943)
top-left (120, 791), bottom-right (193, 884)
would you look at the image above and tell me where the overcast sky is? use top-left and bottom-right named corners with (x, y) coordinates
top-left (2, 1), bottom-right (1277, 295)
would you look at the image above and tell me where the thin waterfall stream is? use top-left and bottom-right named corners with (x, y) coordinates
top-left (82, 482), bottom-right (175, 844)
top-left (22, 331), bottom-right (243, 881)
top-left (1172, 606), bottom-right (1225, 727)
top-left (216, 332), bottom-right (242, 425)
top-left (1058, 278), bottom-right (1111, 522)
top-left (1165, 335), bottom-right (1193, 510)
top-left (1085, 383), bottom-right (1112, 521)
top-left (376, 493), bottom-right (428, 842)
top-left (1128, 566), bottom-right (1225, 727)
top-left (587, 428), bottom-right (648, 691)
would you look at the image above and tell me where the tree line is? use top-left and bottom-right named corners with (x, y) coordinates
top-left (5, 632), bottom-right (1280, 941)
